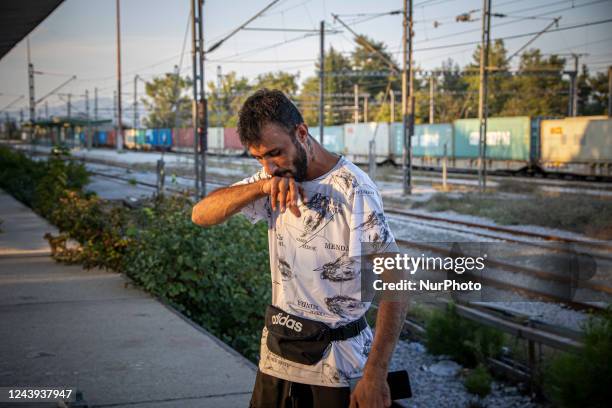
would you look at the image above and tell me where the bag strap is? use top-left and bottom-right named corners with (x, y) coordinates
top-left (327, 316), bottom-right (368, 342)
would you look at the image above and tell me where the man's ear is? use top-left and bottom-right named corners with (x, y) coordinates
top-left (296, 123), bottom-right (309, 143)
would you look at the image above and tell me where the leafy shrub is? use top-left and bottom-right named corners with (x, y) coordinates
top-left (543, 309), bottom-right (612, 408)
top-left (0, 147), bottom-right (272, 362)
top-left (122, 196), bottom-right (271, 361)
top-left (464, 364), bottom-right (492, 397)
top-left (424, 303), bottom-right (503, 367)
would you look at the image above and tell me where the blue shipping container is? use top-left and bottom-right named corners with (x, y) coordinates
top-left (96, 131), bottom-right (107, 145)
top-left (145, 129), bottom-right (154, 146)
top-left (153, 128), bottom-right (172, 147)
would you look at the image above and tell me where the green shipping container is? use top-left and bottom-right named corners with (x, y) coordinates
top-left (453, 117), bottom-right (531, 161)
top-left (136, 129), bottom-right (146, 146)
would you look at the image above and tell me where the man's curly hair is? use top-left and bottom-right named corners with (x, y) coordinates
top-left (237, 88), bottom-right (304, 147)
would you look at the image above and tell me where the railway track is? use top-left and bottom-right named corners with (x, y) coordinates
top-left (393, 239), bottom-right (609, 314)
top-left (25, 149), bottom-right (612, 309)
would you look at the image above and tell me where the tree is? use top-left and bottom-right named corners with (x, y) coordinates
top-left (501, 49), bottom-right (567, 116)
top-left (254, 71), bottom-right (299, 95)
top-left (578, 66), bottom-right (609, 115)
top-left (142, 72), bottom-right (192, 128)
top-left (207, 71), bottom-right (251, 127)
top-left (299, 46), bottom-right (355, 125)
top-left (434, 59), bottom-right (470, 122)
top-left (463, 39), bottom-right (511, 117)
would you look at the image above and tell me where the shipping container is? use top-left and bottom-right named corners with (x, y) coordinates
top-left (136, 129), bottom-right (146, 147)
top-left (172, 128), bottom-right (194, 150)
top-left (310, 126), bottom-right (345, 154)
top-left (144, 129), bottom-right (154, 149)
top-left (389, 123), bottom-right (453, 159)
top-left (95, 131), bottom-right (107, 146)
top-left (124, 129), bottom-right (136, 149)
top-left (454, 117), bottom-right (531, 160)
top-left (107, 130), bottom-right (116, 147)
top-left (343, 122), bottom-right (390, 163)
top-left (207, 127), bottom-right (224, 152)
top-left (223, 127), bottom-right (244, 152)
top-left (152, 128), bottom-right (172, 148)
top-left (540, 116), bottom-right (612, 176)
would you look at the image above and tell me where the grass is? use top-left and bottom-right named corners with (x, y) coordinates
top-left (412, 192), bottom-right (612, 239)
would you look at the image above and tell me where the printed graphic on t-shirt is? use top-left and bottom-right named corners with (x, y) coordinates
top-left (232, 156), bottom-right (397, 387)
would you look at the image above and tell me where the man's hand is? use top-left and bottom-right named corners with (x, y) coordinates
top-left (262, 176), bottom-right (307, 217)
top-left (350, 373), bottom-right (392, 408)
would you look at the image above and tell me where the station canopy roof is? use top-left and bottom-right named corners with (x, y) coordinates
top-left (27, 116), bottom-right (112, 127)
top-left (0, 1), bottom-right (64, 60)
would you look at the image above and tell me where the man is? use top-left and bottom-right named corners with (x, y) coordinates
top-left (192, 89), bottom-right (407, 407)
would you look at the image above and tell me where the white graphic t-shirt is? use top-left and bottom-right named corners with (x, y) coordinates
top-left (233, 156), bottom-right (397, 387)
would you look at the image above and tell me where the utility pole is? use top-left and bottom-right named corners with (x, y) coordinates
top-left (477, 0), bottom-right (492, 192)
top-left (402, 0), bottom-right (414, 195)
top-left (429, 73), bottom-right (435, 124)
top-left (319, 20), bottom-right (325, 145)
top-left (191, 0), bottom-right (207, 198)
top-left (216, 65), bottom-right (222, 127)
top-left (67, 93), bottom-right (71, 118)
top-left (113, 91), bottom-right (117, 126)
top-left (94, 87), bottom-right (98, 147)
top-left (390, 89), bottom-right (395, 122)
top-left (44, 101), bottom-right (48, 119)
top-left (363, 94), bottom-right (368, 122)
top-left (85, 89), bottom-right (91, 149)
top-left (133, 74), bottom-right (139, 129)
top-left (572, 54), bottom-right (579, 116)
top-left (115, 0), bottom-right (123, 152)
top-left (354, 84), bottom-right (359, 123)
top-left (27, 37), bottom-right (35, 149)
top-left (94, 87), bottom-right (98, 121)
top-left (608, 66), bottom-right (612, 117)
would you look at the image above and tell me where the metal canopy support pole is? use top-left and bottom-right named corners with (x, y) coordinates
top-left (477, 0), bottom-right (491, 192)
top-left (115, 0), bottom-right (123, 152)
top-left (319, 20), bottom-right (325, 145)
top-left (27, 38), bottom-right (35, 152)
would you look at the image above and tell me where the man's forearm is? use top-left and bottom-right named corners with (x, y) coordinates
top-left (191, 180), bottom-right (266, 227)
top-left (363, 300), bottom-right (409, 378)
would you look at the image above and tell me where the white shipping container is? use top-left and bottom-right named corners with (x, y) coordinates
top-left (343, 122), bottom-right (390, 158)
top-left (207, 127), bottom-right (224, 151)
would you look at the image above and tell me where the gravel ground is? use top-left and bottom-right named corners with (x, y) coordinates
top-left (390, 340), bottom-right (540, 408)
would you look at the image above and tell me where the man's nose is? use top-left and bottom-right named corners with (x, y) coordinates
top-left (263, 159), bottom-right (278, 176)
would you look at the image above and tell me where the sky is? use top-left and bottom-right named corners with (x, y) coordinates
top-left (0, 0), bottom-right (611, 122)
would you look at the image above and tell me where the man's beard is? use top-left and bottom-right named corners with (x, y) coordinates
top-left (273, 138), bottom-right (308, 182)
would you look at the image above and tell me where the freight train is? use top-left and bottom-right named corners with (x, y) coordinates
top-left (80, 115), bottom-right (612, 179)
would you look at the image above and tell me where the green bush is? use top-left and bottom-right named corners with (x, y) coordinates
top-left (0, 147), bottom-right (272, 362)
top-left (425, 303), bottom-right (503, 367)
top-left (543, 309), bottom-right (612, 408)
top-left (464, 364), bottom-right (492, 397)
top-left (122, 196), bottom-right (271, 361)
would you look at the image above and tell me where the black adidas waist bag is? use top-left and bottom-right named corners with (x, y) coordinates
top-left (264, 304), bottom-right (368, 365)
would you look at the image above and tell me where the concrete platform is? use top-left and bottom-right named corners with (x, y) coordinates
top-left (0, 190), bottom-right (256, 407)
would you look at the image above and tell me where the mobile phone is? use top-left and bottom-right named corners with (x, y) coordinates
top-left (349, 370), bottom-right (412, 401)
